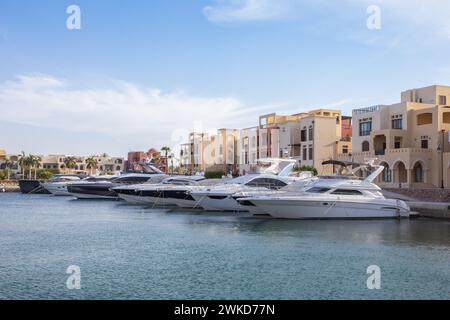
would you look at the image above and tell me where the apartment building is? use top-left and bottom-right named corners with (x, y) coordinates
top-left (213, 128), bottom-right (240, 174)
top-left (239, 127), bottom-right (258, 174)
top-left (256, 109), bottom-right (351, 174)
top-left (41, 154), bottom-right (125, 174)
top-left (350, 85), bottom-right (450, 188)
top-left (180, 132), bottom-right (215, 173)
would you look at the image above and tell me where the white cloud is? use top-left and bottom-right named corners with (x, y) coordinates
top-left (0, 74), bottom-right (263, 152)
top-left (203, 0), bottom-right (294, 23)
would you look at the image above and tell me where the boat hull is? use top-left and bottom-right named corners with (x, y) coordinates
top-left (41, 183), bottom-right (71, 196)
top-left (191, 193), bottom-right (246, 211)
top-left (246, 198), bottom-right (410, 219)
top-left (18, 180), bottom-right (50, 194)
top-left (67, 183), bottom-right (117, 199)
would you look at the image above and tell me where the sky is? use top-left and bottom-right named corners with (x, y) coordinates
top-left (1, 0), bottom-right (450, 157)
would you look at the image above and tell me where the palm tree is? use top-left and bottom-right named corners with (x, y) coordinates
top-left (85, 156), bottom-right (98, 175)
top-left (63, 156), bottom-right (77, 173)
top-left (18, 151), bottom-right (26, 178)
top-left (31, 155), bottom-right (41, 179)
top-left (161, 146), bottom-right (171, 173)
top-left (4, 157), bottom-right (14, 180)
top-left (168, 153), bottom-right (177, 175)
top-left (22, 155), bottom-right (34, 179)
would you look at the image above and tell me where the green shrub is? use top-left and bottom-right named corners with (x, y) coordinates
top-left (205, 170), bottom-right (225, 179)
top-left (293, 165), bottom-right (318, 176)
top-left (36, 169), bottom-right (56, 180)
top-left (0, 169), bottom-right (8, 180)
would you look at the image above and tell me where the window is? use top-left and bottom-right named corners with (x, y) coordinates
top-left (245, 178), bottom-right (288, 190)
top-left (302, 146), bottom-right (307, 161)
top-left (443, 112), bottom-right (450, 124)
top-left (306, 187), bottom-right (331, 193)
top-left (414, 163), bottom-right (423, 183)
top-left (381, 164), bottom-right (392, 182)
top-left (308, 145), bottom-right (313, 160)
top-left (417, 113), bottom-right (432, 125)
top-left (308, 126), bottom-right (313, 141)
top-left (421, 139), bottom-right (428, 149)
top-left (362, 141), bottom-right (370, 152)
top-left (113, 176), bottom-right (151, 183)
top-left (394, 137), bottom-right (402, 149)
top-left (439, 95), bottom-right (447, 105)
top-left (300, 128), bottom-right (307, 142)
top-left (359, 119), bottom-right (372, 136)
top-left (391, 114), bottom-right (403, 129)
top-left (330, 189), bottom-right (363, 195)
top-left (342, 145), bottom-right (349, 154)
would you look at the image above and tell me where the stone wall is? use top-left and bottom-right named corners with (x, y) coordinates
top-left (383, 188), bottom-right (450, 202)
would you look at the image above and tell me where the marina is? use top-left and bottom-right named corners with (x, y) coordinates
top-left (0, 192), bottom-right (449, 299)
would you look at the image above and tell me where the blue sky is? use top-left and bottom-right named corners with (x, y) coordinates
top-left (1, 0), bottom-right (450, 156)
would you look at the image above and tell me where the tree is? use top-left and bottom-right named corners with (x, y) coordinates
top-left (4, 157), bottom-right (14, 180)
top-left (63, 156), bottom-right (77, 173)
top-left (85, 156), bottom-right (98, 176)
top-left (18, 151), bottom-right (26, 178)
top-left (31, 155), bottom-right (42, 179)
top-left (161, 146), bottom-right (171, 173)
top-left (293, 165), bottom-right (318, 176)
top-left (22, 155), bottom-right (34, 179)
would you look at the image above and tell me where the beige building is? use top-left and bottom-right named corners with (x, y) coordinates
top-left (349, 85), bottom-right (450, 188)
top-left (180, 129), bottom-right (241, 174)
top-left (239, 127), bottom-right (258, 174)
top-left (213, 129), bottom-right (240, 174)
top-left (41, 154), bottom-right (124, 174)
top-left (180, 132), bottom-right (212, 173)
top-left (257, 109), bottom-right (351, 174)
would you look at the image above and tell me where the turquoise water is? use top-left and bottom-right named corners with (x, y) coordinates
top-left (0, 193), bottom-right (449, 300)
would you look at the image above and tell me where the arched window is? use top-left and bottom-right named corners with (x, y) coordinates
top-left (381, 163), bottom-right (391, 182)
top-left (362, 141), bottom-right (370, 152)
top-left (414, 162), bottom-right (423, 183)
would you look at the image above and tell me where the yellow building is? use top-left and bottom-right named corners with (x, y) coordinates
top-left (349, 85), bottom-right (450, 188)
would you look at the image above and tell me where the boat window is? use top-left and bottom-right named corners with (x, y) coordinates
top-left (245, 178), bottom-right (287, 189)
top-left (113, 176), bottom-right (150, 183)
top-left (330, 189), bottom-right (363, 195)
top-left (305, 187), bottom-right (331, 193)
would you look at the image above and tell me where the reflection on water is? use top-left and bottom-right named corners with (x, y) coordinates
top-left (0, 193), bottom-right (449, 300)
top-left (167, 207), bottom-right (450, 248)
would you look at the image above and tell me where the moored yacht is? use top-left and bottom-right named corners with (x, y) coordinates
top-left (237, 160), bottom-right (410, 219)
top-left (113, 175), bottom-right (207, 206)
top-left (67, 165), bottom-right (167, 199)
top-left (189, 158), bottom-right (310, 212)
top-left (41, 174), bottom-right (89, 196)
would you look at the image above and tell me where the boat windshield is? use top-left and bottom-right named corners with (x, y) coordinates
top-left (305, 187), bottom-right (331, 193)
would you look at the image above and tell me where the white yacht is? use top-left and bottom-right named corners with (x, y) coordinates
top-left (189, 159), bottom-right (311, 212)
top-left (237, 160), bottom-right (410, 219)
top-left (41, 174), bottom-right (88, 196)
top-left (113, 175), bottom-right (208, 206)
top-left (67, 165), bottom-right (167, 199)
